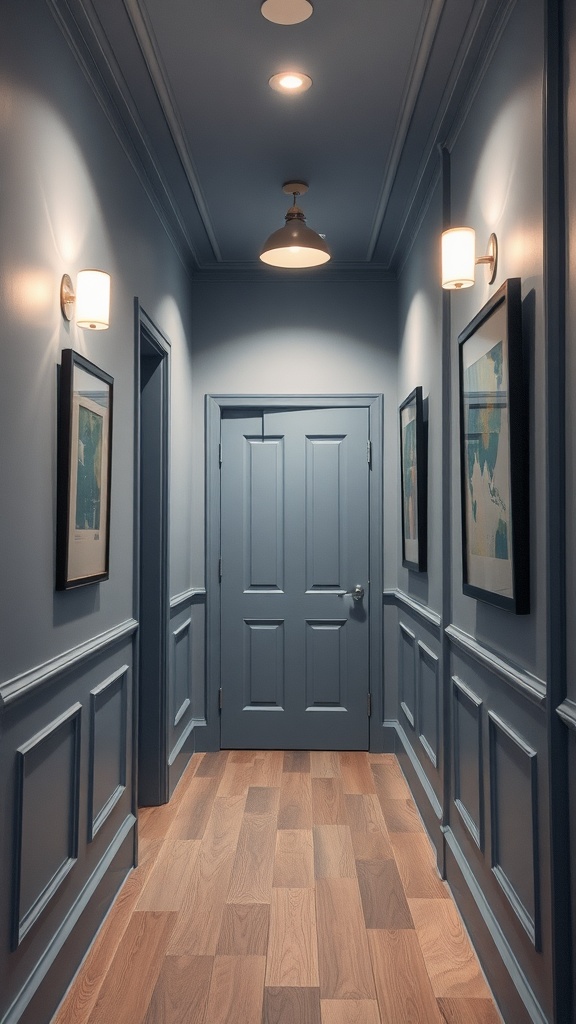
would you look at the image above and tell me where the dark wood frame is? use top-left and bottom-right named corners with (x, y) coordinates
top-left (458, 277), bottom-right (529, 613)
top-left (56, 349), bottom-right (113, 590)
top-left (399, 385), bottom-right (427, 572)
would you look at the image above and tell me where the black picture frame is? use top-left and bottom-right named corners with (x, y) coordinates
top-left (56, 349), bottom-right (113, 590)
top-left (458, 278), bottom-right (529, 613)
top-left (399, 385), bottom-right (427, 572)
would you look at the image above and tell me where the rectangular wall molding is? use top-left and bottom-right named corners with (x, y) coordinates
top-left (14, 703), bottom-right (82, 948)
top-left (172, 617), bottom-right (192, 726)
top-left (1, 619), bottom-right (137, 706)
top-left (556, 698), bottom-right (576, 732)
top-left (488, 711), bottom-right (540, 949)
top-left (169, 587), bottom-right (206, 612)
top-left (399, 622), bottom-right (417, 727)
top-left (417, 640), bottom-right (439, 768)
top-left (89, 666), bottom-right (128, 841)
top-left (445, 624), bottom-right (546, 707)
top-left (383, 588), bottom-right (442, 633)
top-left (443, 826), bottom-right (548, 1024)
top-left (452, 676), bottom-right (484, 850)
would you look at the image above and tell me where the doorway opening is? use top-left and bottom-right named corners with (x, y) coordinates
top-left (135, 306), bottom-right (170, 805)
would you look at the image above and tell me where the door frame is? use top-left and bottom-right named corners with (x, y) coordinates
top-left (205, 394), bottom-right (384, 752)
top-left (133, 302), bottom-right (171, 805)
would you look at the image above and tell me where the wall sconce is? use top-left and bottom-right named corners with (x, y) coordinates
top-left (60, 270), bottom-right (111, 330)
top-left (441, 228), bottom-right (498, 290)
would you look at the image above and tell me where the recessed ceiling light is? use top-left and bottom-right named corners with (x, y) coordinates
top-left (261, 0), bottom-right (313, 26)
top-left (269, 72), bottom-right (312, 94)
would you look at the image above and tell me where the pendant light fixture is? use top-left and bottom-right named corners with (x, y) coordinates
top-left (259, 182), bottom-right (331, 269)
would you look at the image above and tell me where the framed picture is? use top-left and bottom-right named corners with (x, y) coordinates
top-left (458, 278), bottom-right (529, 613)
top-left (399, 386), bottom-right (427, 572)
top-left (56, 349), bottom-right (113, 590)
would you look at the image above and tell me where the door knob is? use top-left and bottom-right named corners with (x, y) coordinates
top-left (339, 584), bottom-right (364, 601)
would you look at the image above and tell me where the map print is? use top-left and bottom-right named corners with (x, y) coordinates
top-left (463, 338), bottom-right (512, 585)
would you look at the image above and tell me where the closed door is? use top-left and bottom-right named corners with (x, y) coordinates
top-left (220, 406), bottom-right (370, 749)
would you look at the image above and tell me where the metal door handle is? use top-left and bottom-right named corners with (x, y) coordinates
top-left (338, 584), bottom-right (364, 601)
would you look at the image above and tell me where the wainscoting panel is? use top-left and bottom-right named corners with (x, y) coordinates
top-left (452, 676), bottom-right (483, 850)
top-left (1, 625), bottom-right (136, 1024)
top-left (417, 640), bottom-right (439, 767)
top-left (89, 667), bottom-right (128, 841)
top-left (14, 703), bottom-right (82, 948)
top-left (399, 621), bottom-right (416, 728)
top-left (488, 711), bottom-right (540, 949)
top-left (168, 590), bottom-right (207, 787)
top-left (172, 617), bottom-right (192, 727)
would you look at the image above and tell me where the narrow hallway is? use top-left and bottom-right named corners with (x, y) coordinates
top-left (52, 752), bottom-right (501, 1023)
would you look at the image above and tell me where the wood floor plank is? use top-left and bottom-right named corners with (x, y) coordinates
top-left (142, 955), bottom-right (213, 1024)
top-left (338, 752), bottom-right (376, 794)
top-left (409, 899), bottom-right (493, 999)
top-left (377, 796), bottom-right (424, 833)
top-left (312, 778), bottom-right (348, 824)
top-left (437, 997), bottom-right (503, 1023)
top-left (226, 809), bottom-right (278, 903)
top-left (52, 852), bottom-right (162, 1024)
top-left (266, 888), bottom-right (319, 987)
top-left (278, 771), bottom-right (313, 829)
top-left (273, 829), bottom-right (315, 888)
top-left (370, 759), bottom-right (412, 799)
top-left (390, 832), bottom-right (449, 899)
top-left (204, 955), bottom-right (266, 1024)
top-left (345, 793), bottom-right (389, 834)
top-left (167, 795), bottom-right (246, 955)
top-left (284, 750), bottom-right (311, 772)
top-left (320, 999), bottom-right (381, 1024)
top-left (263, 987), bottom-right (322, 1024)
top-left (138, 757), bottom-right (200, 842)
top-left (217, 759), bottom-right (259, 796)
top-left (248, 751), bottom-right (284, 788)
top-left (194, 751), bottom-right (229, 778)
top-left (86, 912), bottom-right (176, 1024)
top-left (315, 878), bottom-right (375, 999)
top-left (350, 827), bottom-right (394, 862)
top-left (136, 840), bottom-right (200, 911)
top-left (245, 786), bottom-right (280, 814)
top-left (313, 825), bottom-right (356, 878)
top-left (368, 928), bottom-right (444, 1023)
top-left (310, 751), bottom-right (341, 777)
top-left (166, 776), bottom-right (221, 840)
top-left (356, 859), bottom-right (413, 928)
top-left (216, 903), bottom-right (270, 955)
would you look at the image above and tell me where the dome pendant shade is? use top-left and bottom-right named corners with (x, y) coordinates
top-left (260, 200), bottom-right (330, 269)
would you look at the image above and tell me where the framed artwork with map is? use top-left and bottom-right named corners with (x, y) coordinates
top-left (458, 278), bottom-right (529, 612)
top-left (56, 350), bottom-right (113, 590)
top-left (399, 386), bottom-right (427, 572)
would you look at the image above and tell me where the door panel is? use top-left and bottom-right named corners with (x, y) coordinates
top-left (220, 406), bottom-right (370, 749)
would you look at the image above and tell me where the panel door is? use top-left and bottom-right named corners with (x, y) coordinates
top-left (220, 406), bottom-right (370, 749)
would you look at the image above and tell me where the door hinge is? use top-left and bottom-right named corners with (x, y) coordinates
top-left (367, 692), bottom-right (372, 717)
top-left (366, 440), bottom-right (372, 466)
top-left (219, 687), bottom-right (223, 710)
top-left (219, 441), bottom-right (223, 465)
top-left (219, 557), bottom-right (222, 580)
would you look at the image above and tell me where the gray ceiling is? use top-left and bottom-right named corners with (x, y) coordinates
top-left (73, 0), bottom-right (505, 276)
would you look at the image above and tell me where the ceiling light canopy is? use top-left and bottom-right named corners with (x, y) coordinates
top-left (260, 182), bottom-right (331, 269)
top-left (269, 72), bottom-right (312, 94)
top-left (261, 0), bottom-right (313, 25)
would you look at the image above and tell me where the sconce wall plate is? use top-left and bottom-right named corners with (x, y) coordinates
top-left (60, 274), bottom-right (75, 321)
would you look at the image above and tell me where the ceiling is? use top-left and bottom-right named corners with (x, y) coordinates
top-left (70, 0), bottom-right (505, 276)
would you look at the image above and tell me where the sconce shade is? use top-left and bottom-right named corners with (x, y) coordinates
top-left (75, 270), bottom-right (110, 330)
top-left (260, 200), bottom-right (330, 269)
top-left (441, 227), bottom-right (476, 289)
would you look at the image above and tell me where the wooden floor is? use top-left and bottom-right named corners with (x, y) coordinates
top-left (52, 751), bottom-right (502, 1024)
